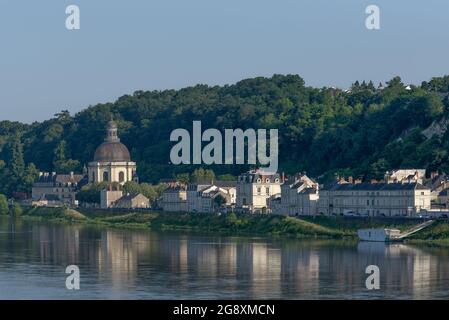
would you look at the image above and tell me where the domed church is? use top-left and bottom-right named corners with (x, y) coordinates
top-left (88, 120), bottom-right (137, 185)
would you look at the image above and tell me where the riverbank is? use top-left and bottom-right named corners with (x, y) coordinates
top-left (17, 207), bottom-right (449, 243)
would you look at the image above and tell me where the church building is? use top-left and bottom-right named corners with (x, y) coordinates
top-left (88, 120), bottom-right (137, 185)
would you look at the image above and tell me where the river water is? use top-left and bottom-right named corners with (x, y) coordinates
top-left (0, 216), bottom-right (448, 299)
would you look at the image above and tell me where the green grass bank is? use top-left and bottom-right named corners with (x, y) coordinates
top-left (18, 207), bottom-right (449, 244)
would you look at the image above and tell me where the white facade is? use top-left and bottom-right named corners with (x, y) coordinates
top-left (318, 182), bottom-right (431, 217)
top-left (236, 170), bottom-right (282, 213)
top-left (187, 183), bottom-right (236, 213)
top-left (88, 120), bottom-right (137, 186)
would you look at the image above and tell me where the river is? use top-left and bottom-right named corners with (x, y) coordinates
top-left (0, 216), bottom-right (448, 299)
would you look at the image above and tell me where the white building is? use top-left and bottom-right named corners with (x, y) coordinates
top-left (88, 120), bottom-right (137, 185)
top-left (236, 170), bottom-right (283, 213)
top-left (277, 174), bottom-right (319, 216)
top-left (317, 182), bottom-right (431, 217)
top-left (187, 182), bottom-right (236, 213)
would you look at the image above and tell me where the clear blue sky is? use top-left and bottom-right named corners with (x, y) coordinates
top-left (1, 0), bottom-right (449, 123)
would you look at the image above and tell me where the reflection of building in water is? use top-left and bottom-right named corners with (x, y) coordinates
top-left (281, 248), bottom-right (320, 296)
top-left (97, 230), bottom-right (152, 291)
top-left (36, 225), bottom-right (80, 265)
top-left (251, 244), bottom-right (281, 298)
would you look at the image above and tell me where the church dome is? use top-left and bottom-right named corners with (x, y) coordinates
top-left (93, 119), bottom-right (132, 162)
top-left (94, 141), bottom-right (131, 162)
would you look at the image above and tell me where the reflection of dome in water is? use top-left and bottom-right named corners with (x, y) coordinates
top-left (93, 120), bottom-right (131, 162)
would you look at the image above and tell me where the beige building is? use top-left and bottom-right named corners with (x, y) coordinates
top-left (100, 189), bottom-right (123, 209)
top-left (88, 120), bottom-right (137, 185)
top-left (112, 193), bottom-right (150, 209)
top-left (277, 174), bottom-right (319, 216)
top-left (32, 172), bottom-right (86, 206)
top-left (318, 182), bottom-right (431, 217)
top-left (236, 170), bottom-right (283, 213)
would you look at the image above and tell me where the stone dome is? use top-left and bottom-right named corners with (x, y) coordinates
top-left (93, 119), bottom-right (132, 162)
top-left (93, 141), bottom-right (131, 162)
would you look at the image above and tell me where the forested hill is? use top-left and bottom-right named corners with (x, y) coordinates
top-left (1, 74), bottom-right (449, 195)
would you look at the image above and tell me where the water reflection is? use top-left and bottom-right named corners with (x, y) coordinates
top-left (0, 217), bottom-right (448, 299)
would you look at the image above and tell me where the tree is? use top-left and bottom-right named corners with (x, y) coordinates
top-left (176, 173), bottom-right (190, 184)
top-left (53, 140), bottom-right (81, 173)
top-left (191, 168), bottom-right (215, 183)
top-left (0, 194), bottom-right (8, 215)
top-left (10, 203), bottom-right (22, 217)
top-left (7, 136), bottom-right (25, 181)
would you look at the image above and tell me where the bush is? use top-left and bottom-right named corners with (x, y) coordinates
top-left (0, 194), bottom-right (8, 215)
top-left (10, 203), bottom-right (23, 217)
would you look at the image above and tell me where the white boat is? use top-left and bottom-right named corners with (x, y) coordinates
top-left (357, 228), bottom-right (401, 242)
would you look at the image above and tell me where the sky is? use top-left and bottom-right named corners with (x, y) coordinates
top-left (1, 0), bottom-right (449, 123)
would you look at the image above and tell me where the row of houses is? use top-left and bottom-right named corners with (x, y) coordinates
top-left (159, 169), bottom-right (449, 217)
top-left (30, 167), bottom-right (449, 217)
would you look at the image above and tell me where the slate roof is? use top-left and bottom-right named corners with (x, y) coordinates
top-left (322, 182), bottom-right (429, 191)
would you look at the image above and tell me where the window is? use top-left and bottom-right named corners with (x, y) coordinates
top-left (119, 171), bottom-right (125, 183)
top-left (103, 171), bottom-right (109, 182)
top-left (266, 187), bottom-right (270, 195)
top-left (257, 187), bottom-right (261, 194)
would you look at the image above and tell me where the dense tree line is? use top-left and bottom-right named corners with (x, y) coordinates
top-left (1, 74), bottom-right (449, 196)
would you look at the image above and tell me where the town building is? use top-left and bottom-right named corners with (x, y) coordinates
top-left (100, 189), bottom-right (123, 209)
top-left (187, 181), bottom-right (236, 213)
top-left (161, 185), bottom-right (188, 212)
top-left (112, 193), bottom-right (150, 209)
top-left (88, 120), bottom-right (137, 185)
top-left (32, 172), bottom-right (87, 206)
top-left (100, 189), bottom-right (149, 209)
top-left (276, 173), bottom-right (319, 216)
top-left (236, 170), bottom-right (283, 213)
top-left (317, 182), bottom-right (431, 217)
